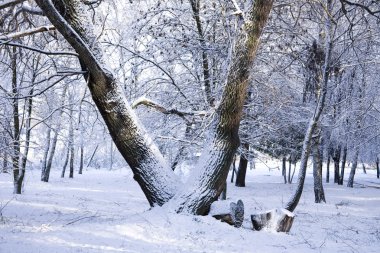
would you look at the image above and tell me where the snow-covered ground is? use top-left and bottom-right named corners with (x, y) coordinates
top-left (1, 158), bottom-right (379, 253)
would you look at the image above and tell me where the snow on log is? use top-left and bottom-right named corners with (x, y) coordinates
top-left (210, 200), bottom-right (244, 228)
top-left (251, 208), bottom-right (294, 232)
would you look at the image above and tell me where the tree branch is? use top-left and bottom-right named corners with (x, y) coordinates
top-left (132, 97), bottom-right (208, 120)
top-left (339, 0), bottom-right (380, 19)
top-left (0, 25), bottom-right (55, 41)
top-left (0, 0), bottom-right (25, 10)
top-left (1, 41), bottom-right (79, 57)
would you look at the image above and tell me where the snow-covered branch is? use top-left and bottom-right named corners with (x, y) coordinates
top-left (0, 25), bottom-right (55, 41)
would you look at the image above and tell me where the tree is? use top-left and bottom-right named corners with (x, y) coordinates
top-left (33, 0), bottom-right (274, 215)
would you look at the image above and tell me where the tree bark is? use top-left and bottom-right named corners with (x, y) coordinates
top-left (79, 146), bottom-right (84, 174)
top-left (312, 135), bottom-right (326, 203)
top-left (333, 146), bottom-right (341, 184)
top-left (347, 149), bottom-right (359, 187)
top-left (21, 88), bottom-right (34, 172)
top-left (235, 143), bottom-right (249, 187)
top-left (189, 0), bottom-right (213, 107)
top-left (41, 126), bottom-right (51, 181)
top-left (61, 145), bottom-right (70, 178)
top-left (282, 156), bottom-right (287, 184)
top-left (68, 100), bottom-right (74, 178)
top-left (326, 147), bottom-right (331, 183)
top-left (288, 157), bottom-right (292, 183)
top-left (339, 145), bottom-right (347, 185)
top-left (2, 151), bottom-right (8, 173)
top-left (11, 46), bottom-right (23, 194)
top-left (230, 155), bottom-right (236, 183)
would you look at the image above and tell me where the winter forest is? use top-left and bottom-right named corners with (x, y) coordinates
top-left (0, 0), bottom-right (379, 252)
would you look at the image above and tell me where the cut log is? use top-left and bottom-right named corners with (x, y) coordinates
top-left (251, 208), bottom-right (294, 232)
top-left (210, 199), bottom-right (244, 228)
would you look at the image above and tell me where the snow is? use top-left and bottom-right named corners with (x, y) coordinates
top-left (1, 158), bottom-right (380, 253)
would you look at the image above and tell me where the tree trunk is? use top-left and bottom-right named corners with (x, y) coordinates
top-left (171, 123), bottom-right (192, 171)
top-left (339, 145), bottom-right (347, 185)
top-left (220, 181), bottom-right (227, 200)
top-left (326, 148), bottom-right (331, 183)
top-left (290, 163), bottom-right (296, 183)
top-left (21, 88), bottom-right (34, 172)
top-left (376, 157), bottom-right (379, 179)
top-left (288, 158), bottom-right (291, 183)
top-left (61, 146), bottom-right (70, 178)
top-left (189, 0), bottom-right (213, 107)
top-left (312, 136), bottom-right (326, 203)
top-left (285, 0), bottom-right (333, 212)
top-left (282, 156), bottom-right (287, 184)
top-left (86, 145), bottom-right (98, 168)
top-left (11, 46), bottom-right (23, 194)
top-left (333, 146), bottom-right (341, 184)
top-left (42, 85), bottom-right (68, 182)
top-left (69, 146), bottom-right (74, 178)
top-left (230, 155), bottom-right (236, 183)
top-left (235, 143), bottom-right (249, 187)
top-left (79, 146), bottom-right (84, 174)
top-left (41, 127), bottom-right (51, 181)
top-left (2, 152), bottom-right (8, 173)
top-left (362, 163), bottom-right (367, 174)
top-left (347, 149), bottom-right (359, 187)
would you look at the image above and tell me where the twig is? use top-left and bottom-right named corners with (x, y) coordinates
top-left (64, 214), bottom-right (99, 226)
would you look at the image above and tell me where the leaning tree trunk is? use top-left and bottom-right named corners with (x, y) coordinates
top-left (36, 0), bottom-right (180, 206)
top-left (347, 149), bottom-right (359, 188)
top-left (61, 145), bottom-right (70, 178)
top-left (36, 0), bottom-right (274, 214)
top-left (362, 163), bottom-right (367, 174)
top-left (312, 134), bottom-right (326, 203)
top-left (285, 0), bottom-right (333, 212)
top-left (235, 143), bottom-right (249, 187)
top-left (171, 1), bottom-right (274, 214)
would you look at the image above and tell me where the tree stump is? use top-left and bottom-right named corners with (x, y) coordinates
top-left (251, 208), bottom-right (294, 232)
